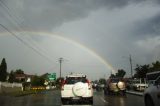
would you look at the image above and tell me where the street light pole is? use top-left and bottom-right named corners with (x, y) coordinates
top-left (129, 54), bottom-right (133, 78)
top-left (59, 57), bottom-right (63, 78)
top-left (122, 54), bottom-right (133, 78)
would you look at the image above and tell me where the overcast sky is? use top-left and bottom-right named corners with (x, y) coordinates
top-left (0, 0), bottom-right (160, 80)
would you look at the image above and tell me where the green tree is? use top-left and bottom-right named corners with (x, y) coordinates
top-left (109, 69), bottom-right (126, 79)
top-left (0, 58), bottom-right (7, 82)
top-left (134, 64), bottom-right (150, 78)
top-left (15, 69), bottom-right (24, 74)
top-left (115, 69), bottom-right (126, 78)
top-left (109, 74), bottom-right (115, 78)
top-left (150, 61), bottom-right (160, 72)
top-left (8, 70), bottom-right (15, 83)
top-left (31, 75), bottom-right (45, 86)
top-left (99, 78), bottom-right (106, 84)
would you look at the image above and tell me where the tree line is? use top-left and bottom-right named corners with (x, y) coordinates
top-left (0, 58), bottom-right (26, 82)
top-left (133, 61), bottom-right (160, 78)
top-left (0, 58), bottom-right (45, 86)
top-left (109, 61), bottom-right (160, 79)
top-left (1, 58), bottom-right (160, 84)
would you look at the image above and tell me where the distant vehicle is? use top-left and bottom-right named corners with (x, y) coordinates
top-left (99, 84), bottom-right (105, 88)
top-left (131, 78), bottom-right (148, 91)
top-left (92, 83), bottom-right (97, 89)
top-left (45, 85), bottom-right (56, 90)
top-left (125, 78), bottom-right (133, 90)
top-left (144, 71), bottom-right (160, 106)
top-left (61, 73), bottom-right (93, 105)
top-left (104, 78), bottom-right (126, 96)
top-left (95, 83), bottom-right (105, 91)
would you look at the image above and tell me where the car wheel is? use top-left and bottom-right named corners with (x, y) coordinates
top-left (61, 99), bottom-right (65, 105)
top-left (89, 97), bottom-right (93, 104)
top-left (108, 91), bottom-right (111, 95)
top-left (145, 95), bottom-right (154, 106)
top-left (104, 89), bottom-right (108, 95)
top-left (61, 98), bottom-right (68, 105)
top-left (120, 90), bottom-right (126, 96)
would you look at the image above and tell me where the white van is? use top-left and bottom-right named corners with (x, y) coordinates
top-left (131, 78), bottom-right (148, 91)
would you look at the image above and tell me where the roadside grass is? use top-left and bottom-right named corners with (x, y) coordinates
top-left (0, 86), bottom-right (57, 97)
top-left (0, 89), bottom-right (45, 97)
top-left (9, 90), bottom-right (37, 97)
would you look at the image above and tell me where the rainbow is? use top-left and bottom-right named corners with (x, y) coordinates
top-left (0, 31), bottom-right (116, 73)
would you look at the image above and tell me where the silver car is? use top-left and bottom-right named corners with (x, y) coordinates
top-left (104, 78), bottom-right (126, 96)
top-left (144, 71), bottom-right (160, 106)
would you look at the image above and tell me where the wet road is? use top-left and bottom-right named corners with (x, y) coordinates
top-left (0, 90), bottom-right (145, 106)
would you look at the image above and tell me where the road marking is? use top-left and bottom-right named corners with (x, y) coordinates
top-left (100, 97), bottom-right (108, 104)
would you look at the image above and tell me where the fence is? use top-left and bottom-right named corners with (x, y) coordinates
top-left (0, 82), bottom-right (23, 93)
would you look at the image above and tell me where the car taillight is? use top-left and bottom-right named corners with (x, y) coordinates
top-left (86, 79), bottom-right (91, 89)
top-left (117, 81), bottom-right (125, 90)
top-left (61, 80), bottom-right (66, 90)
top-left (61, 86), bottom-right (64, 90)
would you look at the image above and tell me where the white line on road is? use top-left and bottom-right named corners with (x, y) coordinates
top-left (100, 97), bottom-right (108, 104)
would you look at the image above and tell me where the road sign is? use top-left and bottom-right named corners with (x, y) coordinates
top-left (48, 73), bottom-right (56, 81)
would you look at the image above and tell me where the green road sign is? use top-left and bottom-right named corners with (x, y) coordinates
top-left (48, 73), bottom-right (56, 81)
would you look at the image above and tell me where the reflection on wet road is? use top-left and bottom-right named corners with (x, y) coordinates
top-left (0, 90), bottom-right (145, 106)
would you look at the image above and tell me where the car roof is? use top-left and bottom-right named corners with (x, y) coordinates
top-left (146, 71), bottom-right (160, 75)
top-left (146, 71), bottom-right (160, 81)
top-left (66, 73), bottom-right (86, 78)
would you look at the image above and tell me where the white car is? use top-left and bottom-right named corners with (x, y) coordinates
top-left (131, 78), bottom-right (148, 91)
top-left (61, 73), bottom-right (93, 104)
top-left (144, 71), bottom-right (160, 106)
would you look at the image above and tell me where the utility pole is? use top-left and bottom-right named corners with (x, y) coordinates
top-left (59, 57), bottom-right (63, 79)
top-left (129, 54), bottom-right (133, 78)
top-left (122, 55), bottom-right (133, 78)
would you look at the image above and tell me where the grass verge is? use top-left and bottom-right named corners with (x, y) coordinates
top-left (0, 90), bottom-right (46, 97)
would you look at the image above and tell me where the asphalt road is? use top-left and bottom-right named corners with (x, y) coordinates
top-left (0, 90), bottom-right (145, 106)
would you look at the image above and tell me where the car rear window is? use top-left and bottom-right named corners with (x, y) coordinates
top-left (110, 79), bottom-right (119, 83)
top-left (65, 77), bottom-right (87, 84)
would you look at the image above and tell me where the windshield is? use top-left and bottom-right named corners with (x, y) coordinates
top-left (65, 77), bottom-right (87, 84)
top-left (110, 79), bottom-right (120, 83)
top-left (146, 71), bottom-right (160, 81)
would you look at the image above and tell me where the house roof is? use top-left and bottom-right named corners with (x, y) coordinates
top-left (15, 74), bottom-right (35, 78)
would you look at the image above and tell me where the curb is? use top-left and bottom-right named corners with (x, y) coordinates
top-left (126, 91), bottom-right (143, 96)
top-left (0, 90), bottom-right (43, 97)
top-left (14, 92), bottom-right (36, 97)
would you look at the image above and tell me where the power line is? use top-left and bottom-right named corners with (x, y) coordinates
top-left (0, 1), bottom-right (57, 64)
top-left (0, 0), bottom-right (24, 30)
top-left (0, 24), bottom-right (54, 64)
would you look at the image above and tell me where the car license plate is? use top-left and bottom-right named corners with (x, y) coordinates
top-left (73, 97), bottom-right (80, 100)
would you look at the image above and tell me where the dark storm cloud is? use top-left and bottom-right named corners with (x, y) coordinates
top-left (132, 14), bottom-right (160, 38)
top-left (1, 0), bottom-right (160, 79)
top-left (4, 0), bottom-right (153, 31)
